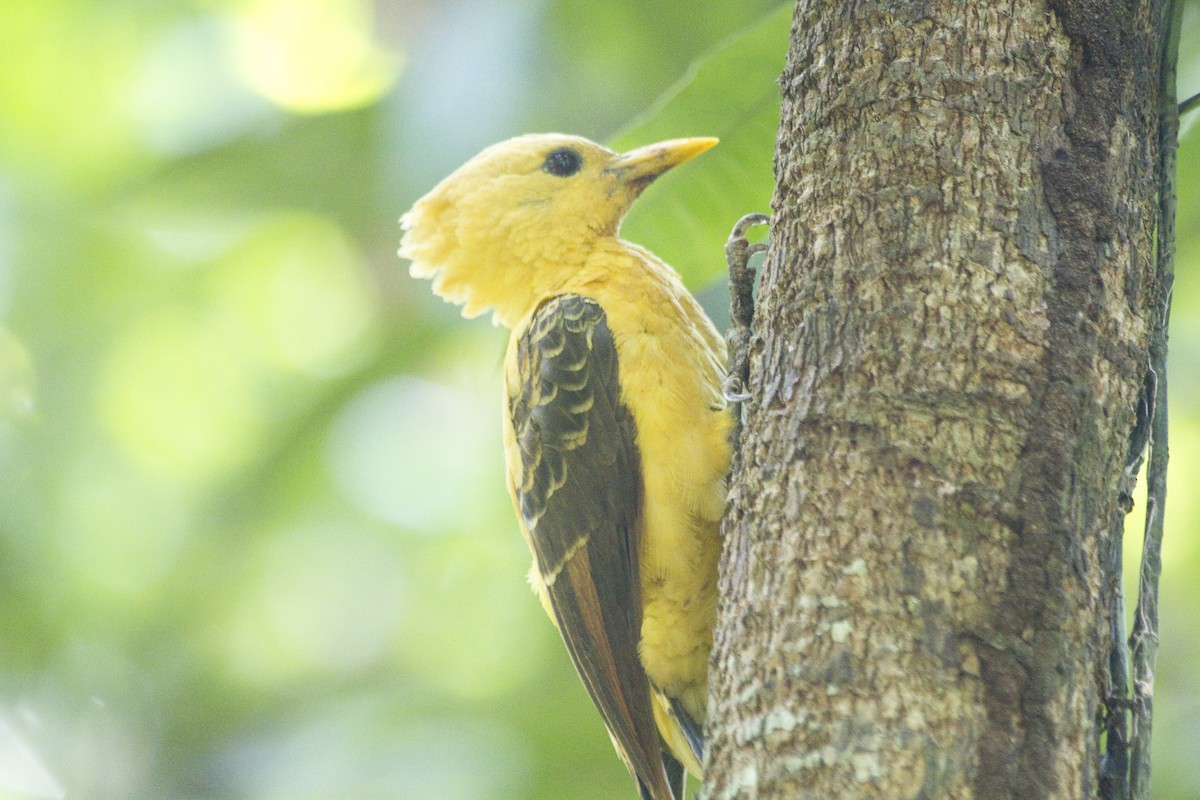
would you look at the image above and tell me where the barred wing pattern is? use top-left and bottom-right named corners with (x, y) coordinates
top-left (509, 294), bottom-right (681, 800)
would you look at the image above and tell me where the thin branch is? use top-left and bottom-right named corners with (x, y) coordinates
top-left (1180, 90), bottom-right (1200, 116)
top-left (1099, 383), bottom-right (1148, 800)
top-left (1128, 1), bottom-right (1181, 797)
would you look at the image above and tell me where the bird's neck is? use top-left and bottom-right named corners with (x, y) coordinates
top-left (432, 232), bottom-right (614, 328)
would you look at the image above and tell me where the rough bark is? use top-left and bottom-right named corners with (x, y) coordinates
top-left (703, 2), bottom-right (1165, 799)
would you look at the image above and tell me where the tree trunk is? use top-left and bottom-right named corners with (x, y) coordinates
top-left (703, 3), bottom-right (1168, 799)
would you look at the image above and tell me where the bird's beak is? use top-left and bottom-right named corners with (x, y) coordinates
top-left (607, 137), bottom-right (718, 191)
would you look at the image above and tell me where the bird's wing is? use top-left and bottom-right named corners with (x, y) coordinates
top-left (508, 294), bottom-right (675, 800)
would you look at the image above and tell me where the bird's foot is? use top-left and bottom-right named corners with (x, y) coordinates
top-left (724, 213), bottom-right (770, 406)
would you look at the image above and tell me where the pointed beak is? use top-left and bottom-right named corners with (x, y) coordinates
top-left (607, 137), bottom-right (718, 190)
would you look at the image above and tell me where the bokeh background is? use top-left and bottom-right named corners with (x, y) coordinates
top-left (0, 2), bottom-right (1196, 798)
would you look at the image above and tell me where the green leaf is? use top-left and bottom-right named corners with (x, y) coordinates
top-left (609, 3), bottom-right (789, 288)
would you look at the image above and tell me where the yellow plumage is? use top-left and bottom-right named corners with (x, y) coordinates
top-left (400, 133), bottom-right (732, 800)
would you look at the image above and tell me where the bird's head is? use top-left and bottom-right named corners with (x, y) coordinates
top-left (400, 133), bottom-right (717, 324)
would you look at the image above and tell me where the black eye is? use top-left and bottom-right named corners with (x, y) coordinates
top-left (542, 147), bottom-right (583, 177)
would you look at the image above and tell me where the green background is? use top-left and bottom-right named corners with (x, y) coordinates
top-left (0, 2), bottom-right (1196, 798)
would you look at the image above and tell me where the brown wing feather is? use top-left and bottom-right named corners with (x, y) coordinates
top-left (509, 294), bottom-right (675, 800)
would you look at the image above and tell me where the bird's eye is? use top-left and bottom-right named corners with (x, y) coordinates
top-left (542, 147), bottom-right (583, 177)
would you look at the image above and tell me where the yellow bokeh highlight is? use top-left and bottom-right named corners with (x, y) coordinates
top-left (207, 212), bottom-right (378, 378)
top-left (96, 212), bottom-right (376, 483)
top-left (0, 2), bottom-right (144, 189)
top-left (226, 0), bottom-right (401, 113)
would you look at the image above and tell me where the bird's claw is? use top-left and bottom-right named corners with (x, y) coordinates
top-left (722, 375), bottom-right (751, 404)
top-left (726, 212), bottom-right (770, 248)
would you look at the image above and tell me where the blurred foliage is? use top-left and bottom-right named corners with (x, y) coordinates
top-left (0, 1), bottom-right (1197, 799)
top-left (613, 3), bottom-right (788, 284)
